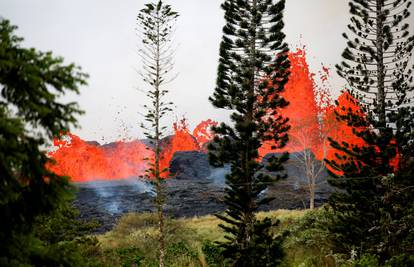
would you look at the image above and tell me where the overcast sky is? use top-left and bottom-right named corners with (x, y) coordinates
top-left (1, 0), bottom-right (353, 142)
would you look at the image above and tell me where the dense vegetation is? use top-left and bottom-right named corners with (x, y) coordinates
top-left (71, 208), bottom-right (414, 266)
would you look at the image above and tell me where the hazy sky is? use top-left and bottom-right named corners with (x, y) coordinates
top-left (1, 0), bottom-right (352, 142)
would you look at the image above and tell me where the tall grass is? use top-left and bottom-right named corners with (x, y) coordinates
top-left (88, 209), bottom-right (340, 266)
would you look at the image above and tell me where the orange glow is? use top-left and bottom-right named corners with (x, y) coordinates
top-left (322, 91), bottom-right (400, 174)
top-left (158, 118), bottom-right (200, 177)
top-left (49, 119), bottom-right (204, 182)
top-left (192, 119), bottom-right (218, 151)
top-left (49, 48), bottom-right (399, 182)
top-left (48, 133), bottom-right (152, 182)
top-left (322, 91), bottom-right (366, 174)
top-left (259, 48), bottom-right (321, 158)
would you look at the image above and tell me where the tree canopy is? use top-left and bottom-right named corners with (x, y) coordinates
top-left (0, 19), bottom-right (88, 265)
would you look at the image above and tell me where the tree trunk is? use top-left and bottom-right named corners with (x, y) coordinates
top-left (376, 0), bottom-right (386, 131)
top-left (309, 185), bottom-right (315, 210)
top-left (155, 13), bottom-right (165, 267)
top-left (241, 0), bottom-right (258, 251)
top-left (157, 182), bottom-right (165, 267)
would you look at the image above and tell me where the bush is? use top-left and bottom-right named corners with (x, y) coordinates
top-left (282, 207), bottom-right (335, 266)
top-left (114, 247), bottom-right (145, 267)
top-left (384, 254), bottom-right (414, 267)
top-left (202, 240), bottom-right (226, 267)
top-left (165, 241), bottom-right (198, 266)
top-left (352, 254), bottom-right (380, 267)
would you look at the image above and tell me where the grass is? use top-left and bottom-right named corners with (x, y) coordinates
top-left (88, 209), bottom-right (336, 266)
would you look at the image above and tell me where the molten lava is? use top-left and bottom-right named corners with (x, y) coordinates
top-left (158, 119), bottom-right (200, 177)
top-left (193, 119), bottom-right (218, 151)
top-left (259, 48), bottom-right (322, 158)
top-left (322, 91), bottom-right (367, 174)
top-left (48, 133), bottom-right (152, 182)
top-left (49, 46), bottom-right (398, 183)
top-left (49, 119), bottom-right (218, 182)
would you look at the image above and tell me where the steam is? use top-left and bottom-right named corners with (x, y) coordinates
top-left (207, 165), bottom-right (230, 186)
top-left (76, 178), bottom-right (154, 214)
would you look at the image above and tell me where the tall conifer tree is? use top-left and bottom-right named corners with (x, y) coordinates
top-left (327, 0), bottom-right (414, 262)
top-left (208, 0), bottom-right (290, 265)
top-left (137, 1), bottom-right (178, 266)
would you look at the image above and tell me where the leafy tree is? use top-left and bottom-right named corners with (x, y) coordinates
top-left (327, 0), bottom-right (414, 262)
top-left (0, 19), bottom-right (88, 265)
top-left (137, 1), bottom-right (178, 266)
top-left (208, 0), bottom-right (290, 265)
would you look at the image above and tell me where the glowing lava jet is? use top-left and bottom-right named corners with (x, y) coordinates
top-left (256, 48), bottom-right (374, 175)
top-left (259, 48), bottom-right (325, 158)
top-left (192, 119), bottom-right (218, 151)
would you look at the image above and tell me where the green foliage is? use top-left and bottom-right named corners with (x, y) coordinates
top-left (165, 241), bottom-right (198, 264)
top-left (384, 254), bottom-right (414, 267)
top-left (282, 207), bottom-right (335, 266)
top-left (114, 247), bottom-right (144, 267)
top-left (34, 200), bottom-right (100, 244)
top-left (0, 202), bottom-right (101, 267)
top-left (352, 254), bottom-right (380, 267)
top-left (89, 209), bottom-right (353, 267)
top-left (208, 0), bottom-right (291, 265)
top-left (95, 212), bottom-right (206, 266)
top-left (284, 208), bottom-right (332, 250)
top-left (0, 18), bottom-right (88, 266)
top-left (327, 0), bottom-right (414, 264)
top-left (350, 253), bottom-right (414, 267)
top-left (202, 240), bottom-right (226, 267)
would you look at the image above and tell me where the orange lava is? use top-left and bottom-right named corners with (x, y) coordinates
top-left (158, 118), bottom-right (200, 177)
top-left (49, 47), bottom-right (399, 182)
top-left (259, 48), bottom-right (322, 158)
top-left (48, 133), bottom-right (152, 182)
top-left (322, 91), bottom-right (400, 174)
top-left (193, 119), bottom-right (218, 151)
top-left (322, 91), bottom-right (366, 174)
top-left (49, 119), bottom-right (217, 182)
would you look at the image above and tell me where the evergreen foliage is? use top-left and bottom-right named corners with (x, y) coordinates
top-left (137, 1), bottom-right (178, 266)
top-left (327, 0), bottom-right (414, 263)
top-left (208, 0), bottom-right (291, 265)
top-left (30, 202), bottom-right (100, 267)
top-left (0, 19), bottom-right (88, 266)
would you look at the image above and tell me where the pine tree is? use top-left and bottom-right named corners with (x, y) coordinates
top-left (137, 2), bottom-right (178, 267)
top-left (0, 19), bottom-right (88, 265)
top-left (208, 0), bottom-right (290, 265)
top-left (327, 0), bottom-right (414, 262)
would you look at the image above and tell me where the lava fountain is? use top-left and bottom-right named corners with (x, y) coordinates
top-left (48, 119), bottom-right (217, 182)
top-left (50, 47), bottom-right (393, 182)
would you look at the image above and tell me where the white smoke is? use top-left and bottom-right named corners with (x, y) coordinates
top-left (207, 165), bottom-right (231, 186)
top-left (76, 178), bottom-right (154, 214)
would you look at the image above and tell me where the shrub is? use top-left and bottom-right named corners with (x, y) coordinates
top-left (202, 240), bottom-right (226, 267)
